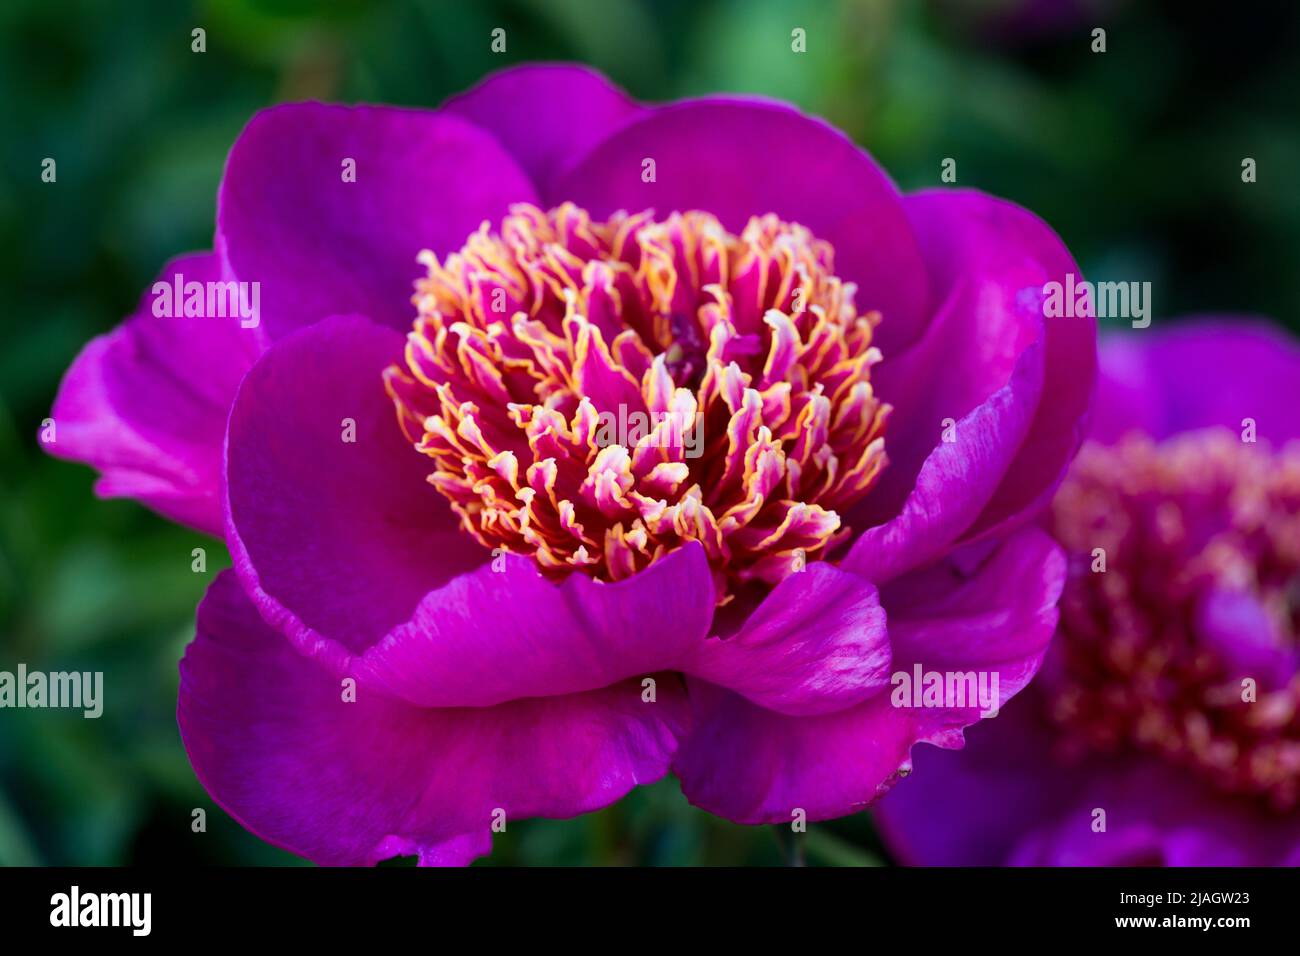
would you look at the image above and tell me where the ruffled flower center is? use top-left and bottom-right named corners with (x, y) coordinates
top-left (1050, 431), bottom-right (1300, 810)
top-left (385, 203), bottom-right (890, 602)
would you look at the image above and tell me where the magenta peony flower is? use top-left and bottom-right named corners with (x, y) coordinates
top-left (46, 64), bottom-right (1094, 864)
top-left (875, 319), bottom-right (1300, 866)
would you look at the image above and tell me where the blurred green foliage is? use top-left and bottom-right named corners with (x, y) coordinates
top-left (1, 0), bottom-right (1297, 865)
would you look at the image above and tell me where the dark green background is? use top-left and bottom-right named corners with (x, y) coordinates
top-left (1, 0), bottom-right (1297, 865)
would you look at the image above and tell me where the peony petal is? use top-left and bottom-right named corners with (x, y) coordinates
top-left (672, 684), bottom-right (916, 825)
top-left (904, 190), bottom-right (1095, 541)
top-left (874, 691), bottom-right (1300, 866)
top-left (841, 344), bottom-right (1043, 584)
top-left (442, 63), bottom-right (646, 200)
top-left (46, 253), bottom-right (264, 534)
top-left (1195, 586), bottom-right (1297, 689)
top-left (674, 528), bottom-right (1061, 824)
top-left (1001, 756), bottom-right (1300, 866)
top-left (553, 97), bottom-right (932, 344)
top-left (684, 562), bottom-right (891, 717)
top-left (843, 190), bottom-right (1094, 581)
top-left (849, 269), bottom-right (1042, 534)
top-left (872, 692), bottom-right (1078, 866)
top-left (224, 314), bottom-right (483, 673)
top-left (877, 526), bottom-right (1064, 738)
top-left (352, 544), bottom-right (716, 708)
top-left (178, 571), bottom-right (690, 866)
top-left (1093, 318), bottom-right (1300, 445)
top-left (847, 190), bottom-right (1093, 550)
top-left (217, 102), bottom-right (537, 339)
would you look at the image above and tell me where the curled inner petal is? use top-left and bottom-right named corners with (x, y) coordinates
top-left (385, 203), bottom-right (891, 602)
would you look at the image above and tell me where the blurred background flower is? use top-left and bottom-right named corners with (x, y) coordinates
top-left (1, 0), bottom-right (1297, 865)
top-left (874, 319), bottom-right (1300, 865)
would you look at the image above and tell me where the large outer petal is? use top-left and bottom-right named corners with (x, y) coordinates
top-left (843, 190), bottom-right (1094, 582)
top-left (217, 102), bottom-right (537, 340)
top-left (673, 528), bottom-right (1063, 823)
top-left (224, 314), bottom-right (484, 671)
top-left (46, 253), bottom-right (264, 534)
top-left (442, 63), bottom-right (646, 201)
top-left (178, 571), bottom-right (690, 866)
top-left (552, 97), bottom-right (932, 349)
top-left (1092, 318), bottom-right (1300, 445)
top-left (905, 191), bottom-right (1095, 541)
